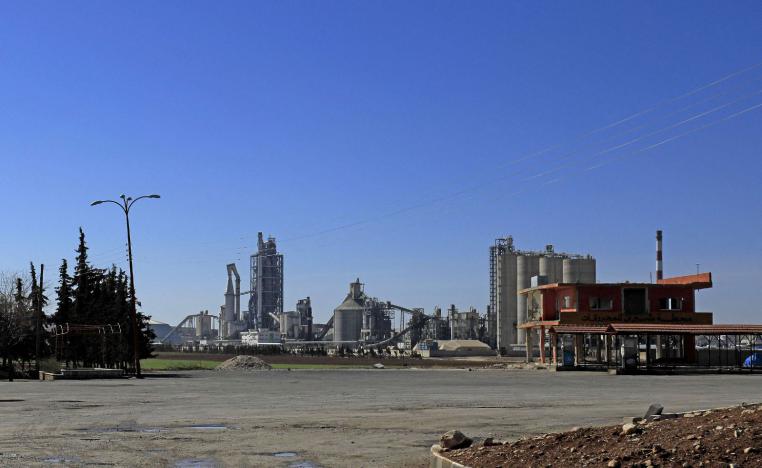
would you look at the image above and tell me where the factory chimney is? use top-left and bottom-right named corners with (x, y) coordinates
top-left (656, 230), bottom-right (663, 281)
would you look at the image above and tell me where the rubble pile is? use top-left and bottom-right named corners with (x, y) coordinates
top-left (442, 403), bottom-right (762, 467)
top-left (215, 356), bottom-right (272, 371)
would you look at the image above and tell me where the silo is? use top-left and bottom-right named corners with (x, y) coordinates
top-left (334, 308), bottom-right (362, 342)
top-left (333, 279), bottom-right (365, 342)
top-left (577, 257), bottom-right (596, 284)
top-left (516, 254), bottom-right (539, 344)
top-left (496, 252), bottom-right (517, 350)
top-left (540, 256), bottom-right (563, 284)
top-left (562, 258), bottom-right (580, 283)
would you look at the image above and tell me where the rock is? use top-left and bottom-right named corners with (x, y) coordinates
top-left (439, 430), bottom-right (472, 450)
top-left (624, 417), bottom-right (644, 424)
top-left (744, 447), bottom-right (755, 454)
top-left (622, 423), bottom-right (639, 435)
top-left (372, 363), bottom-right (385, 369)
top-left (482, 437), bottom-right (502, 447)
top-left (607, 459), bottom-right (621, 468)
top-left (686, 434), bottom-right (698, 440)
top-left (645, 403), bottom-right (664, 419)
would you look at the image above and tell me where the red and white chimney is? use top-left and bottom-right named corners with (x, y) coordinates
top-left (656, 230), bottom-right (663, 281)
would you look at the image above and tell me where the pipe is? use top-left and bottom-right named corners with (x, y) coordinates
top-left (656, 230), bottom-right (663, 281)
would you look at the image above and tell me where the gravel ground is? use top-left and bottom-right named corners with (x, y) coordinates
top-left (447, 403), bottom-right (762, 467)
top-left (0, 369), bottom-right (760, 467)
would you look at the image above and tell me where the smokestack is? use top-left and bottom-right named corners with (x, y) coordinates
top-left (656, 230), bottom-right (663, 281)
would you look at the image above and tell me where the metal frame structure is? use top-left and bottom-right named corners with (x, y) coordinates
top-left (52, 323), bottom-right (124, 365)
top-left (249, 233), bottom-right (284, 330)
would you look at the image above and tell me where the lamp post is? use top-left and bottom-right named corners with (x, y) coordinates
top-left (91, 194), bottom-right (160, 378)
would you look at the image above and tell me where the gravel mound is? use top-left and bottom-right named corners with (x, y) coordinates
top-left (445, 403), bottom-right (762, 467)
top-left (215, 356), bottom-right (272, 371)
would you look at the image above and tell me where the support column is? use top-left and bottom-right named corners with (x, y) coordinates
top-left (655, 335), bottom-right (664, 360)
top-left (539, 326), bottom-right (546, 364)
top-left (684, 335), bottom-right (697, 363)
top-left (574, 334), bottom-right (583, 366)
top-left (551, 333), bottom-right (557, 365)
top-left (525, 328), bottom-right (533, 363)
top-left (596, 335), bottom-right (603, 363)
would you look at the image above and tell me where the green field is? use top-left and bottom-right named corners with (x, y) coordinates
top-left (140, 359), bottom-right (219, 370)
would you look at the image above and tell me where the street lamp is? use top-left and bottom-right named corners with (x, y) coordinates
top-left (91, 194), bottom-right (160, 378)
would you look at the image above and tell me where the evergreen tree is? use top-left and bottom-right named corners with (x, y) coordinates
top-left (52, 228), bottom-right (155, 371)
top-left (54, 259), bottom-right (73, 325)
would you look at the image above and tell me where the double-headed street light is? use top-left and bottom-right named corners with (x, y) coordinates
top-left (91, 194), bottom-right (160, 378)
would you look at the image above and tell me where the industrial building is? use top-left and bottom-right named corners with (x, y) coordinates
top-left (249, 232), bottom-right (284, 330)
top-left (489, 237), bottom-right (595, 352)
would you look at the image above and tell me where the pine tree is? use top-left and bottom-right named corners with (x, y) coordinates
top-left (54, 259), bottom-right (73, 325)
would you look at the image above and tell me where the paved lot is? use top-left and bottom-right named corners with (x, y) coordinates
top-left (0, 369), bottom-right (760, 467)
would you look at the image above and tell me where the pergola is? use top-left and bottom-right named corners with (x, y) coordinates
top-left (545, 323), bottom-right (762, 372)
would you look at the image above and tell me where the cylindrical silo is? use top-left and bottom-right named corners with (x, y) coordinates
top-left (577, 257), bottom-right (596, 284)
top-left (540, 256), bottom-right (563, 284)
top-left (562, 258), bottom-right (579, 283)
top-left (516, 254), bottom-right (539, 345)
top-left (334, 308), bottom-right (362, 342)
top-left (496, 252), bottom-right (517, 350)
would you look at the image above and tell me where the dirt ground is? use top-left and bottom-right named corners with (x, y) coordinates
top-left (0, 369), bottom-right (761, 467)
top-left (154, 351), bottom-right (510, 368)
top-left (447, 403), bottom-right (762, 467)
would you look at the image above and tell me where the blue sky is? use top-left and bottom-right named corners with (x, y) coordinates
top-left (1, 1), bottom-right (761, 325)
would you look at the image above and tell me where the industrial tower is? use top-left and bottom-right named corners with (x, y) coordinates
top-left (249, 232), bottom-right (284, 330)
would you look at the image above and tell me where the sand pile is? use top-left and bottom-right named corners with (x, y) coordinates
top-left (215, 355), bottom-right (272, 371)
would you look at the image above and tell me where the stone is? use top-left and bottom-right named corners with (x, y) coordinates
top-left (645, 403), bottom-right (664, 419)
top-left (439, 430), bottom-right (472, 450)
top-left (373, 363), bottom-right (384, 369)
top-left (621, 423), bottom-right (639, 435)
top-left (744, 447), bottom-right (755, 454)
top-left (624, 416), bottom-right (644, 424)
top-left (607, 459), bottom-right (621, 468)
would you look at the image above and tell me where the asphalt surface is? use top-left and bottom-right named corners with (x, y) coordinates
top-left (0, 369), bottom-right (760, 467)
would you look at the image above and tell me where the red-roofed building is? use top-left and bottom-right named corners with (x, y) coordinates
top-left (515, 272), bottom-right (759, 371)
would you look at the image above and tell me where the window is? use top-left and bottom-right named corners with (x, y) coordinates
top-left (589, 296), bottom-right (613, 310)
top-left (562, 296), bottom-right (574, 309)
top-left (659, 297), bottom-right (683, 311)
top-left (623, 288), bottom-right (647, 315)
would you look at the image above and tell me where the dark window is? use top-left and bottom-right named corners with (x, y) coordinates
top-left (659, 297), bottom-right (683, 311)
top-left (623, 289), bottom-right (647, 315)
top-left (589, 296), bottom-right (613, 310)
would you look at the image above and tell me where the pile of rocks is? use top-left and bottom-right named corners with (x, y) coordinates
top-left (215, 356), bottom-right (272, 371)
top-left (441, 402), bottom-right (762, 467)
